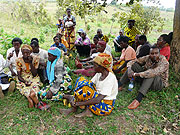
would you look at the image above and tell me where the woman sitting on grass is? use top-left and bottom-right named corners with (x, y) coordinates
top-left (15, 45), bottom-right (41, 108)
top-left (38, 47), bottom-right (72, 102)
top-left (60, 53), bottom-right (118, 117)
top-left (74, 40), bottom-right (110, 77)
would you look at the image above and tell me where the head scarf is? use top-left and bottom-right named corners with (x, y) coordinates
top-left (93, 53), bottom-right (113, 73)
top-left (46, 47), bottom-right (61, 84)
top-left (21, 44), bottom-right (32, 51)
top-left (98, 40), bottom-right (106, 48)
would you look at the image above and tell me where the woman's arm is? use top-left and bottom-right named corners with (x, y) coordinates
top-left (28, 56), bottom-right (38, 77)
top-left (30, 63), bottom-right (38, 77)
top-left (79, 57), bottom-right (92, 62)
top-left (9, 64), bottom-right (16, 76)
top-left (17, 71), bottom-right (26, 83)
top-left (74, 94), bottom-right (106, 107)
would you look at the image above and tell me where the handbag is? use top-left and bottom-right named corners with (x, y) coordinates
top-left (0, 73), bottom-right (9, 84)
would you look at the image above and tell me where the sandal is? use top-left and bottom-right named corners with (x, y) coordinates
top-left (37, 101), bottom-right (50, 111)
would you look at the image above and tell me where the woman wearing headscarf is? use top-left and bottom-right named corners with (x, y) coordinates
top-left (15, 45), bottom-right (41, 108)
top-left (60, 53), bottom-right (118, 117)
top-left (75, 31), bottom-right (91, 57)
top-left (38, 47), bottom-right (72, 102)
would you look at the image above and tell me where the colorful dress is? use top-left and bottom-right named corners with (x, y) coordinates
top-left (124, 26), bottom-right (141, 47)
top-left (74, 75), bottom-right (118, 116)
top-left (15, 56), bottom-right (41, 97)
top-left (38, 58), bottom-right (72, 101)
top-left (64, 15), bottom-right (76, 50)
top-left (113, 46), bottom-right (136, 73)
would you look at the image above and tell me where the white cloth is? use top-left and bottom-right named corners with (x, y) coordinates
top-left (105, 44), bottom-right (111, 54)
top-left (0, 54), bottom-right (7, 73)
top-left (0, 54), bottom-right (10, 90)
top-left (6, 47), bottom-right (22, 75)
top-left (31, 48), bottom-right (48, 64)
top-left (0, 84), bottom-right (10, 90)
top-left (91, 72), bottom-right (118, 100)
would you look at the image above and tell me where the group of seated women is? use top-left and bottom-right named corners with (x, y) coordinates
top-left (0, 27), bottom-right (172, 117)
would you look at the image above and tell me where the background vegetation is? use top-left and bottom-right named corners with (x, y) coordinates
top-left (0, 0), bottom-right (179, 134)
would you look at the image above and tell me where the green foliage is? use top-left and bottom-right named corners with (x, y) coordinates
top-left (0, 28), bottom-right (30, 57)
top-left (10, 0), bottom-right (52, 26)
top-left (113, 2), bottom-right (165, 35)
top-left (56, 0), bottom-right (106, 31)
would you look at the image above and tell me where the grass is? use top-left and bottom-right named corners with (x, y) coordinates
top-left (0, 1), bottom-right (179, 134)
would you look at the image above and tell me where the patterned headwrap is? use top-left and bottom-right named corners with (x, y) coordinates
top-left (21, 44), bottom-right (32, 51)
top-left (93, 53), bottom-right (113, 73)
top-left (98, 40), bottom-right (106, 48)
top-left (47, 47), bottom-right (61, 83)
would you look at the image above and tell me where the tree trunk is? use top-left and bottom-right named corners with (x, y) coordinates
top-left (170, 0), bottom-right (180, 74)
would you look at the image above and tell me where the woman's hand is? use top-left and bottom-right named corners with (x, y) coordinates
top-left (8, 51), bottom-right (14, 60)
top-left (27, 56), bottom-right (33, 63)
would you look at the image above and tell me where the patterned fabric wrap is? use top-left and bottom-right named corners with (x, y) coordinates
top-left (38, 73), bottom-right (72, 101)
top-left (93, 53), bottom-right (113, 73)
top-left (124, 26), bottom-right (141, 46)
top-left (74, 77), bottom-right (115, 116)
top-left (112, 60), bottom-right (127, 73)
top-left (21, 44), bottom-right (32, 51)
top-left (15, 56), bottom-right (41, 97)
top-left (64, 16), bottom-right (76, 50)
top-left (101, 35), bottom-right (109, 43)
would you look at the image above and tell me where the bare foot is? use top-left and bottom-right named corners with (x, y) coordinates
top-left (60, 107), bottom-right (77, 116)
top-left (63, 95), bottom-right (76, 107)
top-left (27, 97), bottom-right (34, 108)
top-left (74, 108), bottom-right (93, 118)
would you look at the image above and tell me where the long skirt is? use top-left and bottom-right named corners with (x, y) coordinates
top-left (16, 72), bottom-right (41, 97)
top-left (112, 60), bottom-right (127, 73)
top-left (38, 74), bottom-right (72, 101)
top-left (65, 27), bottom-right (75, 50)
top-left (74, 77), bottom-right (115, 116)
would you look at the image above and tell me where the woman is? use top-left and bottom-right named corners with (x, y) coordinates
top-left (38, 47), bottom-right (72, 101)
top-left (60, 53), bottom-right (118, 117)
top-left (90, 35), bottom-right (99, 55)
top-left (156, 34), bottom-right (170, 61)
top-left (75, 31), bottom-right (91, 57)
top-left (74, 40), bottom-right (110, 77)
top-left (64, 8), bottom-right (76, 50)
top-left (7, 38), bottom-right (23, 76)
top-left (113, 36), bottom-right (136, 74)
top-left (15, 45), bottom-right (41, 108)
top-left (124, 20), bottom-right (141, 49)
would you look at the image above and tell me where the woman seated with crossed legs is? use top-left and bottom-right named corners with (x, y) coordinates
top-left (60, 53), bottom-right (118, 117)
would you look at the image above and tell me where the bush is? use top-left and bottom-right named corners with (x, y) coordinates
top-left (10, 0), bottom-right (52, 26)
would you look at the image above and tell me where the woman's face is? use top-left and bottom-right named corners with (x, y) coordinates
top-left (97, 44), bottom-right (105, 53)
top-left (120, 41), bottom-right (128, 48)
top-left (157, 36), bottom-right (165, 48)
top-left (67, 10), bottom-right (71, 16)
top-left (81, 33), bottom-right (86, 39)
top-left (13, 41), bottom-right (21, 51)
top-left (48, 53), bottom-right (57, 62)
top-left (22, 49), bottom-right (31, 59)
top-left (93, 62), bottom-right (102, 73)
top-left (93, 38), bottom-right (98, 45)
top-left (31, 44), bottom-right (39, 53)
top-left (54, 37), bottom-right (60, 44)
